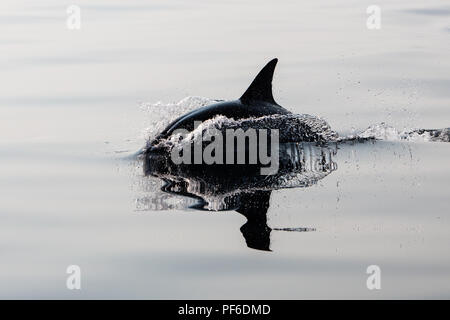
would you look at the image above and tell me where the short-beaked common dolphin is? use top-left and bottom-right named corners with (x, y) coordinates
top-left (143, 59), bottom-right (337, 176)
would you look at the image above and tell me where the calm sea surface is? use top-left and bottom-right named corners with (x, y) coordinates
top-left (0, 0), bottom-right (449, 298)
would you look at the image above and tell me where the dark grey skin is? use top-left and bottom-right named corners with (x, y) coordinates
top-left (148, 58), bottom-right (289, 146)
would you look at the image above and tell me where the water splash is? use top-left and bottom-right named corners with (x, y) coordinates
top-left (140, 96), bottom-right (221, 141)
top-left (355, 122), bottom-right (449, 142)
top-left (141, 97), bottom-right (449, 144)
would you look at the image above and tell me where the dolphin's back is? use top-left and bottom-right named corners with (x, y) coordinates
top-left (156, 99), bottom-right (290, 140)
top-left (154, 58), bottom-right (290, 142)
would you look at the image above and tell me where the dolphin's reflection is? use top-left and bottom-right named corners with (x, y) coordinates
top-left (143, 142), bottom-right (338, 251)
top-left (236, 191), bottom-right (272, 251)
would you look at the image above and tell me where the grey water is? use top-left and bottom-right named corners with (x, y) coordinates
top-left (0, 0), bottom-right (449, 298)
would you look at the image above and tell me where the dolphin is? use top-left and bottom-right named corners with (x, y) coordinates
top-left (143, 58), bottom-right (337, 175)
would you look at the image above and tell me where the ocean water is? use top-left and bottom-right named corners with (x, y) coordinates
top-left (0, 0), bottom-right (449, 298)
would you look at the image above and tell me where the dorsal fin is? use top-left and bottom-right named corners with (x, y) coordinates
top-left (240, 58), bottom-right (278, 105)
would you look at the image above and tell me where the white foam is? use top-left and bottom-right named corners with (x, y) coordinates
top-left (356, 122), bottom-right (449, 142)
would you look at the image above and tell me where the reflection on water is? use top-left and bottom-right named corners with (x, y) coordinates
top-left (140, 142), bottom-right (339, 251)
